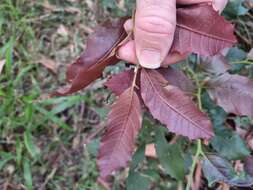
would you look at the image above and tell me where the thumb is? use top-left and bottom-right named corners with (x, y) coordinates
top-left (135, 0), bottom-right (176, 69)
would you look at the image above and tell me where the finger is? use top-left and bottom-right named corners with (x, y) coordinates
top-left (124, 19), bottom-right (134, 34)
top-left (177, 0), bottom-right (228, 12)
top-left (162, 52), bottom-right (188, 67)
top-left (135, 0), bottom-right (177, 69)
top-left (117, 40), bottom-right (136, 64)
top-left (117, 40), bottom-right (187, 66)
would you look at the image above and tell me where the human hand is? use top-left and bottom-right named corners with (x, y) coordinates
top-left (117, 0), bottom-right (229, 69)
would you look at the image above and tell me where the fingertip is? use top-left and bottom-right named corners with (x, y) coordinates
top-left (137, 49), bottom-right (162, 69)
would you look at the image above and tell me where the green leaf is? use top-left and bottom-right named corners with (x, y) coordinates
top-left (3, 38), bottom-right (13, 77)
top-left (101, 0), bottom-right (116, 9)
top-left (130, 144), bottom-right (145, 170)
top-left (33, 105), bottom-right (70, 130)
top-left (202, 92), bottom-right (228, 128)
top-left (126, 171), bottom-right (150, 190)
top-left (0, 152), bottom-right (14, 171)
top-left (227, 47), bottom-right (247, 62)
top-left (87, 138), bottom-right (100, 157)
top-left (155, 127), bottom-right (185, 180)
top-left (226, 47), bottom-right (247, 72)
top-left (211, 132), bottom-right (250, 160)
top-left (50, 96), bottom-right (84, 114)
top-left (24, 131), bottom-right (41, 160)
top-left (23, 159), bottom-right (33, 190)
top-left (142, 169), bottom-right (161, 181)
top-left (223, 0), bottom-right (248, 19)
top-left (234, 117), bottom-right (253, 130)
top-left (13, 65), bottom-right (34, 86)
top-left (203, 92), bottom-right (250, 160)
top-left (16, 138), bottom-right (23, 167)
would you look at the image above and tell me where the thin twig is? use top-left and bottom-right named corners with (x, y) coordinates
top-left (131, 64), bottom-right (140, 93)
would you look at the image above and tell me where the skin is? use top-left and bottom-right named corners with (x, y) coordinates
top-left (117, 0), bottom-right (228, 69)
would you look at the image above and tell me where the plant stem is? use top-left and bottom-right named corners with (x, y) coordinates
top-left (186, 139), bottom-right (202, 190)
top-left (186, 65), bottom-right (203, 110)
top-left (231, 59), bottom-right (253, 65)
top-left (131, 65), bottom-right (140, 92)
top-left (196, 85), bottom-right (202, 111)
top-left (185, 61), bottom-right (206, 190)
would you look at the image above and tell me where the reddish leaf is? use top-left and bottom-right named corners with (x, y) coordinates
top-left (53, 19), bottom-right (127, 96)
top-left (105, 70), bottom-right (134, 96)
top-left (158, 67), bottom-right (195, 93)
top-left (244, 156), bottom-right (253, 176)
top-left (105, 66), bottom-right (195, 97)
top-left (203, 154), bottom-right (253, 187)
top-left (208, 73), bottom-right (253, 117)
top-left (54, 5), bottom-right (237, 96)
top-left (97, 88), bottom-right (142, 179)
top-left (200, 54), bottom-right (232, 75)
top-left (171, 4), bottom-right (237, 56)
top-left (140, 69), bottom-right (213, 140)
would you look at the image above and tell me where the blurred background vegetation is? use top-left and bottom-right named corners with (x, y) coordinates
top-left (0, 0), bottom-right (252, 190)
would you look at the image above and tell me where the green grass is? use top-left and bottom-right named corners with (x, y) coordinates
top-left (0, 0), bottom-right (137, 189)
top-left (0, 0), bottom-right (107, 189)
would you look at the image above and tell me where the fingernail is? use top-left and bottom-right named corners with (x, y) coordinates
top-left (139, 49), bottom-right (161, 69)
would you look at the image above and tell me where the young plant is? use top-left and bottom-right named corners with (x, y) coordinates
top-left (53, 3), bottom-right (253, 186)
